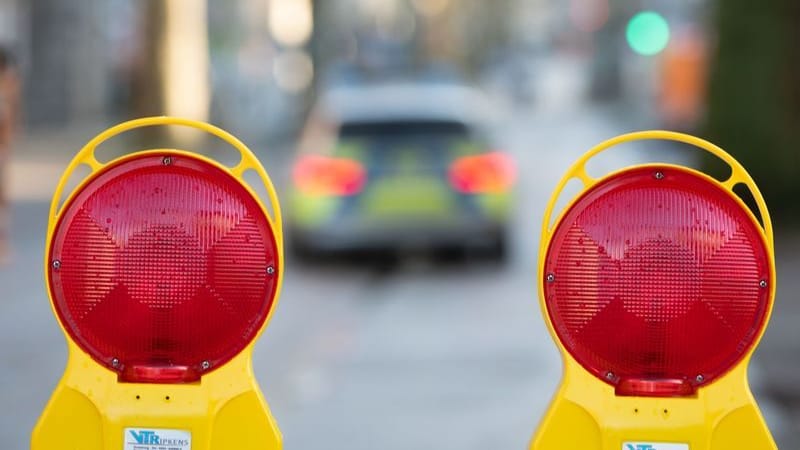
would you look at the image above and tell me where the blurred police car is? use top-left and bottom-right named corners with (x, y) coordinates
top-left (288, 82), bottom-right (514, 261)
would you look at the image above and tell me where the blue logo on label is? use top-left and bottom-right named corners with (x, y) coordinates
top-left (130, 430), bottom-right (160, 445)
top-left (626, 446), bottom-right (655, 450)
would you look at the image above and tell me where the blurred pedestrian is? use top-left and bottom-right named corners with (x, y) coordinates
top-left (0, 46), bottom-right (20, 265)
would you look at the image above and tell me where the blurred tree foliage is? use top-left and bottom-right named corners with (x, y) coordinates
top-left (705, 0), bottom-right (800, 219)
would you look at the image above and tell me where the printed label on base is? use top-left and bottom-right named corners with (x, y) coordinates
top-left (623, 443), bottom-right (689, 450)
top-left (124, 428), bottom-right (191, 450)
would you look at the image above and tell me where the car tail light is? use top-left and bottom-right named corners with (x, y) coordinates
top-left (48, 153), bottom-right (279, 383)
top-left (448, 151), bottom-right (516, 194)
top-left (292, 154), bottom-right (367, 196)
top-left (544, 166), bottom-right (770, 397)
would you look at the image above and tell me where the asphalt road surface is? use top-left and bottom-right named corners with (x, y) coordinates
top-left (1, 57), bottom-right (793, 449)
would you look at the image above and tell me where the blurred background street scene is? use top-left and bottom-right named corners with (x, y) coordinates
top-left (1, 0), bottom-right (799, 448)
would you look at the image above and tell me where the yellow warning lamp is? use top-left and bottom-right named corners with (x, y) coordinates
top-left (532, 131), bottom-right (776, 450)
top-left (32, 117), bottom-right (284, 450)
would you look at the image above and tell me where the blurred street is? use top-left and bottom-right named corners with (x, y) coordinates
top-left (2, 56), bottom-right (794, 449)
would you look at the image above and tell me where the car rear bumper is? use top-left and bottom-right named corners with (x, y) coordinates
top-left (289, 220), bottom-right (506, 253)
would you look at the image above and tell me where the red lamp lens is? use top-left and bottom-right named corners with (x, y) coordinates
top-left (544, 167), bottom-right (770, 395)
top-left (48, 154), bottom-right (279, 383)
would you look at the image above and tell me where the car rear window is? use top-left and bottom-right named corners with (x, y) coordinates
top-left (339, 120), bottom-right (470, 139)
top-left (336, 121), bottom-right (479, 157)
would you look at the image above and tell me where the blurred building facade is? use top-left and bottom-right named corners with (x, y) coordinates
top-left (312, 0), bottom-right (552, 83)
top-left (0, 0), bottom-right (114, 126)
top-left (0, 0), bottom-right (307, 143)
top-left (0, 0), bottom-right (713, 139)
top-left (0, 0), bottom-right (542, 137)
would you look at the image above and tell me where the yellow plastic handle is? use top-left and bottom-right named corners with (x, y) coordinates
top-left (541, 130), bottom-right (773, 249)
top-left (47, 116), bottom-right (283, 247)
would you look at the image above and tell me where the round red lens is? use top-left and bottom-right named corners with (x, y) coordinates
top-left (48, 154), bottom-right (279, 382)
top-left (544, 167), bottom-right (771, 394)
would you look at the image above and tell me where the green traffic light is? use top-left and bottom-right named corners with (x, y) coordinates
top-left (626, 11), bottom-right (670, 56)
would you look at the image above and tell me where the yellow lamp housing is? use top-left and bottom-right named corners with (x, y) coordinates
top-left (32, 117), bottom-right (284, 450)
top-left (531, 131), bottom-right (776, 450)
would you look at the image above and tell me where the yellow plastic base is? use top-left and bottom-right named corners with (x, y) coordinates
top-left (531, 361), bottom-right (775, 450)
top-left (32, 348), bottom-right (281, 450)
